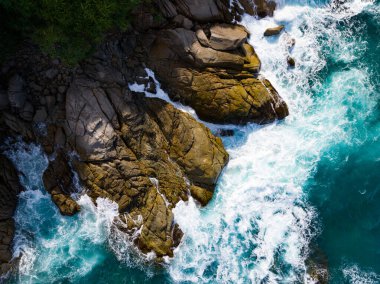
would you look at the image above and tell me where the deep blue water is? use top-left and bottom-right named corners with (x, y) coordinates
top-left (2, 0), bottom-right (380, 283)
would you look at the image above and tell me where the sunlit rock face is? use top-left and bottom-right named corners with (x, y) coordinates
top-left (0, 0), bottom-right (285, 263)
top-left (143, 2), bottom-right (288, 124)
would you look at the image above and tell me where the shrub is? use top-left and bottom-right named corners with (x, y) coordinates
top-left (0, 0), bottom-right (140, 64)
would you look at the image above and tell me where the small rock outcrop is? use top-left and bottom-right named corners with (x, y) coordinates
top-left (264, 25), bottom-right (285, 36)
top-left (0, 155), bottom-right (23, 275)
top-left (42, 150), bottom-right (80, 216)
top-left (287, 56), bottom-right (296, 67)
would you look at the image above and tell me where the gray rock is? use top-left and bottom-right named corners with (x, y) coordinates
top-left (45, 95), bottom-right (56, 111)
top-left (58, 86), bottom-right (66, 94)
top-left (172, 0), bottom-right (226, 22)
top-left (33, 107), bottom-right (48, 123)
top-left (45, 68), bottom-right (59, 79)
top-left (19, 101), bottom-right (34, 121)
top-left (8, 74), bottom-right (26, 108)
top-left (209, 24), bottom-right (248, 51)
top-left (172, 15), bottom-right (193, 29)
top-left (0, 155), bottom-right (23, 275)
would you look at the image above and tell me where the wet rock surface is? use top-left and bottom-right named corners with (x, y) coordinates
top-left (145, 24), bottom-right (288, 124)
top-left (0, 0), bottom-right (289, 271)
top-left (0, 155), bottom-right (23, 275)
top-left (264, 25), bottom-right (285, 36)
top-left (42, 150), bottom-right (80, 216)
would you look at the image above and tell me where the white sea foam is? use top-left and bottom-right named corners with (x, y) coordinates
top-left (129, 68), bottom-right (238, 132)
top-left (342, 264), bottom-right (380, 284)
top-left (167, 1), bottom-right (376, 283)
top-left (3, 142), bottom-right (130, 282)
top-left (2, 0), bottom-right (377, 282)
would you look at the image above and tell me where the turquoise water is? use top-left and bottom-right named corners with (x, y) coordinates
top-left (3, 0), bottom-right (380, 283)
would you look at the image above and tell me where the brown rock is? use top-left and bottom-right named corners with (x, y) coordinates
top-left (190, 185), bottom-right (214, 206)
top-left (42, 150), bottom-right (80, 216)
top-left (264, 25), bottom-right (285, 36)
top-left (64, 67), bottom-right (228, 257)
top-left (0, 155), bottom-right (23, 275)
top-left (147, 28), bottom-right (288, 124)
top-left (208, 24), bottom-right (248, 51)
top-left (287, 56), bottom-right (295, 67)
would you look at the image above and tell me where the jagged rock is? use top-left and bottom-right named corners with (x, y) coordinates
top-left (157, 0), bottom-right (274, 23)
top-left (0, 0), bottom-right (286, 263)
top-left (264, 25), bottom-right (285, 36)
top-left (169, 0), bottom-right (228, 22)
top-left (254, 0), bottom-right (277, 17)
top-left (157, 0), bottom-right (178, 18)
top-left (0, 155), bottom-right (23, 275)
top-left (235, 0), bottom-right (276, 18)
top-left (306, 247), bottom-right (329, 284)
top-left (142, 6), bottom-right (288, 125)
top-left (147, 29), bottom-right (288, 123)
top-left (42, 150), bottom-right (80, 216)
top-left (64, 70), bottom-right (228, 256)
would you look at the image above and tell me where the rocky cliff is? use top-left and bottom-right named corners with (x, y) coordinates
top-left (0, 154), bottom-right (23, 275)
top-left (0, 0), bottom-right (288, 274)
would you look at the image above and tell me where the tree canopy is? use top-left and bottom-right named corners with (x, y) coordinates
top-left (0, 0), bottom-right (140, 64)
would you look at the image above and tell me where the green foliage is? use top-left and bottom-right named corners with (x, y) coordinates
top-left (0, 0), bottom-right (141, 64)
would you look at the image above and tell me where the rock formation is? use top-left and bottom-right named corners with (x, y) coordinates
top-left (0, 0), bottom-right (288, 275)
top-left (141, 5), bottom-right (289, 124)
top-left (0, 155), bottom-right (23, 275)
top-left (264, 25), bottom-right (285, 36)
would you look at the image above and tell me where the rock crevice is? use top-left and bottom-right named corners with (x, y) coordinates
top-left (0, 0), bottom-right (288, 271)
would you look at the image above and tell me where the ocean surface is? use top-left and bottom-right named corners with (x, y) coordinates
top-left (2, 0), bottom-right (380, 283)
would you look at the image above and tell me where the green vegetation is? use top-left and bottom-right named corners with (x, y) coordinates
top-left (0, 0), bottom-right (140, 64)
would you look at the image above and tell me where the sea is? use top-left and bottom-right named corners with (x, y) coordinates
top-left (3, 0), bottom-right (380, 283)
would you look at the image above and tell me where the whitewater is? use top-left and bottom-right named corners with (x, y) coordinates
top-left (3, 0), bottom-right (379, 283)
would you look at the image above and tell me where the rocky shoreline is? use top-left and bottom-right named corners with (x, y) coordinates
top-left (0, 0), bottom-right (290, 277)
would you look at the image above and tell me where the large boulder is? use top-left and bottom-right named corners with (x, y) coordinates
top-left (157, 0), bottom-right (230, 22)
top-left (207, 24), bottom-right (248, 51)
top-left (64, 53), bottom-right (228, 256)
top-left (0, 155), bottom-right (23, 275)
top-left (146, 27), bottom-right (288, 124)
